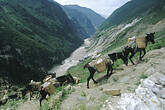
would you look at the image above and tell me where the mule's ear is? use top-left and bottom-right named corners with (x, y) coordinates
top-left (153, 32), bottom-right (155, 35)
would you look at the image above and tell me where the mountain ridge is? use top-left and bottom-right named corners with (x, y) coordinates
top-left (65, 5), bottom-right (106, 29)
top-left (99, 0), bottom-right (164, 30)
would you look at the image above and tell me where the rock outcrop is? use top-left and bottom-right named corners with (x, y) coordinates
top-left (118, 72), bottom-right (165, 110)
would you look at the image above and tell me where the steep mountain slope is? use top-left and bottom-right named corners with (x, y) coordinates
top-left (0, 0), bottom-right (83, 71)
top-left (63, 5), bottom-right (96, 38)
top-left (99, 0), bottom-right (164, 30)
top-left (69, 17), bottom-right (90, 39)
top-left (90, 0), bottom-right (165, 54)
top-left (65, 5), bottom-right (105, 29)
top-left (48, 0), bottom-right (92, 39)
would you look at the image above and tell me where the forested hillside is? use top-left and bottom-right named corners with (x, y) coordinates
top-left (0, 0), bottom-right (84, 84)
top-left (0, 0), bottom-right (83, 70)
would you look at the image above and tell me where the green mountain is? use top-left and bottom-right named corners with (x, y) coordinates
top-left (48, 0), bottom-right (91, 39)
top-left (62, 6), bottom-right (96, 38)
top-left (99, 0), bottom-right (165, 30)
top-left (69, 17), bottom-right (90, 39)
top-left (0, 0), bottom-right (83, 71)
top-left (65, 5), bottom-right (105, 29)
top-left (90, 0), bottom-right (165, 54)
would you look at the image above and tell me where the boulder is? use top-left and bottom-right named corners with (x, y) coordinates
top-left (73, 77), bottom-right (80, 84)
top-left (154, 88), bottom-right (165, 99)
top-left (64, 85), bottom-right (72, 90)
top-left (103, 89), bottom-right (120, 96)
top-left (144, 68), bottom-right (155, 76)
top-left (54, 91), bottom-right (63, 101)
top-left (1, 95), bottom-right (8, 105)
top-left (118, 72), bottom-right (165, 110)
top-left (154, 72), bottom-right (165, 85)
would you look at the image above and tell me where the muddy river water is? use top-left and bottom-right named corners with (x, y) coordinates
top-left (49, 39), bottom-right (91, 77)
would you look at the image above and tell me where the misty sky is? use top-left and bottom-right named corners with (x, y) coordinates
top-left (53, 0), bottom-right (131, 18)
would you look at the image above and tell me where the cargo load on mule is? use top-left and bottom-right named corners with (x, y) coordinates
top-left (135, 37), bottom-right (146, 48)
top-left (42, 81), bottom-right (55, 95)
top-left (127, 36), bottom-right (136, 44)
top-left (42, 75), bottom-right (55, 95)
top-left (43, 75), bottom-right (52, 82)
top-left (127, 36), bottom-right (146, 48)
top-left (89, 58), bottom-right (106, 73)
top-left (56, 73), bottom-right (75, 84)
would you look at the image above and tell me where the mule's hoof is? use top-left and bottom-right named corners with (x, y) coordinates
top-left (87, 87), bottom-right (89, 89)
top-left (94, 81), bottom-right (98, 84)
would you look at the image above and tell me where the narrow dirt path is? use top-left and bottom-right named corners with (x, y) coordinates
top-left (16, 95), bottom-right (40, 110)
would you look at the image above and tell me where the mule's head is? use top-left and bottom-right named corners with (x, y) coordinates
top-left (83, 63), bottom-right (90, 69)
top-left (146, 32), bottom-right (155, 44)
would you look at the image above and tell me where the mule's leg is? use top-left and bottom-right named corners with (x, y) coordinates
top-left (106, 65), bottom-right (110, 78)
top-left (87, 73), bottom-right (94, 88)
top-left (139, 51), bottom-right (142, 60)
top-left (30, 92), bottom-right (32, 100)
top-left (40, 97), bottom-right (43, 106)
top-left (141, 49), bottom-right (146, 59)
top-left (31, 92), bottom-right (34, 98)
top-left (87, 76), bottom-right (91, 88)
top-left (110, 67), bottom-right (113, 75)
top-left (92, 77), bottom-right (98, 84)
top-left (37, 91), bottom-right (40, 98)
top-left (129, 52), bottom-right (135, 65)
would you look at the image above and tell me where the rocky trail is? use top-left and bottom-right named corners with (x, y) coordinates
top-left (11, 47), bottom-right (165, 110)
top-left (16, 98), bottom-right (39, 110)
top-left (60, 47), bottom-right (165, 110)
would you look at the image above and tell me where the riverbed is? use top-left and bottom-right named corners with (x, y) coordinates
top-left (49, 39), bottom-right (91, 77)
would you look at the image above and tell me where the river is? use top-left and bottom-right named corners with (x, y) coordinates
top-left (49, 39), bottom-right (91, 77)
